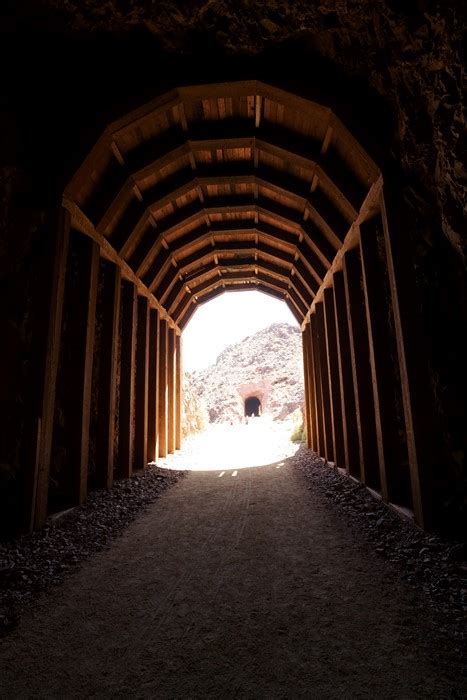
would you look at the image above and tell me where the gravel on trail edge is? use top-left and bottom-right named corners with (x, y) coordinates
top-left (0, 466), bottom-right (185, 637)
top-left (1, 444), bottom-right (465, 673)
top-left (293, 446), bottom-right (466, 671)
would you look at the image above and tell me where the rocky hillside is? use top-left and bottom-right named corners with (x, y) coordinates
top-left (181, 372), bottom-right (209, 439)
top-left (191, 323), bottom-right (304, 424)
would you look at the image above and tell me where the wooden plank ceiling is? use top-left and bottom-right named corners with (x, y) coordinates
top-left (64, 81), bottom-right (381, 331)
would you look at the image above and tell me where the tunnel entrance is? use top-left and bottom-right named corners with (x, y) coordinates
top-left (17, 79), bottom-right (434, 536)
top-left (245, 396), bottom-right (261, 417)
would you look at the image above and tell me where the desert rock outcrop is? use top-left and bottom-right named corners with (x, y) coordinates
top-left (190, 323), bottom-right (304, 424)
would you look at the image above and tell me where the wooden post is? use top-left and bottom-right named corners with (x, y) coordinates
top-left (33, 208), bottom-right (70, 528)
top-left (167, 327), bottom-right (176, 454)
top-left (301, 328), bottom-right (312, 448)
top-left (305, 321), bottom-right (319, 453)
top-left (343, 247), bottom-right (380, 490)
top-left (135, 296), bottom-right (150, 469)
top-left (359, 219), bottom-right (404, 503)
top-left (147, 308), bottom-right (160, 462)
top-left (95, 262), bottom-right (121, 490)
top-left (175, 333), bottom-right (182, 450)
top-left (315, 303), bottom-right (334, 462)
top-left (65, 231), bottom-right (100, 505)
top-left (323, 287), bottom-right (345, 469)
top-left (333, 271), bottom-right (360, 477)
top-left (310, 313), bottom-right (325, 457)
top-left (158, 318), bottom-right (168, 458)
top-left (118, 280), bottom-right (137, 478)
top-left (380, 190), bottom-right (436, 528)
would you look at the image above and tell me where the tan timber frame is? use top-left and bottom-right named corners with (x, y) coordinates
top-left (27, 81), bottom-right (436, 531)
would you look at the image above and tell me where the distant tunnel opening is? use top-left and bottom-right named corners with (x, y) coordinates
top-left (245, 396), bottom-right (261, 417)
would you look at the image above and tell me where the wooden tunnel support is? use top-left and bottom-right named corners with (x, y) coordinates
top-left (333, 270), bottom-right (360, 477)
top-left (306, 321), bottom-right (319, 454)
top-left (135, 295), bottom-right (150, 469)
top-left (33, 208), bottom-right (71, 528)
top-left (301, 327), bottom-right (312, 449)
top-left (65, 231), bottom-right (100, 506)
top-left (323, 287), bottom-right (345, 469)
top-left (315, 303), bottom-right (334, 463)
top-left (118, 280), bottom-right (137, 479)
top-left (359, 219), bottom-right (403, 503)
top-left (343, 248), bottom-right (380, 490)
top-left (147, 308), bottom-right (160, 463)
top-left (12, 83), bottom-right (446, 535)
top-left (167, 327), bottom-right (176, 454)
top-left (158, 318), bottom-right (169, 458)
top-left (380, 191), bottom-right (436, 529)
top-left (175, 334), bottom-right (182, 451)
top-left (309, 314), bottom-right (325, 457)
top-left (95, 262), bottom-right (121, 490)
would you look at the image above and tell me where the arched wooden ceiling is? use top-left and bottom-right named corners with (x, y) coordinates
top-left (64, 81), bottom-right (382, 330)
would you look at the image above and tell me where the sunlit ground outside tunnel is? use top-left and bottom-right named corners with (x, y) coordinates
top-left (154, 415), bottom-right (300, 471)
top-left (154, 289), bottom-right (303, 471)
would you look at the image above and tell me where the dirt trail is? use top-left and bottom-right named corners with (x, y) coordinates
top-left (0, 452), bottom-right (460, 698)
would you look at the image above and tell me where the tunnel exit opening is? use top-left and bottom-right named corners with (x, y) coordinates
top-left (245, 396), bottom-right (262, 417)
top-left (20, 80), bottom-right (432, 536)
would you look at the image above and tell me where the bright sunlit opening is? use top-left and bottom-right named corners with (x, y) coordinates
top-left (154, 415), bottom-right (300, 472)
top-left (182, 290), bottom-right (298, 372)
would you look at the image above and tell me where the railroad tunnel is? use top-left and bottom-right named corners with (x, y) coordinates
top-left (2, 8), bottom-right (466, 695)
top-left (245, 397), bottom-right (262, 418)
top-left (1, 8), bottom-right (465, 544)
top-left (0, 76), bottom-right (460, 534)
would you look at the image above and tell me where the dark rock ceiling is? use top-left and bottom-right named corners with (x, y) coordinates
top-left (6, 0), bottom-right (465, 260)
top-left (4, 0), bottom-right (465, 401)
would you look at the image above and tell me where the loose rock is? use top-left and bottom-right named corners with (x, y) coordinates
top-left (292, 446), bottom-right (466, 667)
top-left (0, 465), bottom-right (184, 637)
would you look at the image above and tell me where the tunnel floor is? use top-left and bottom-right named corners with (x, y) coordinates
top-left (0, 455), bottom-right (460, 697)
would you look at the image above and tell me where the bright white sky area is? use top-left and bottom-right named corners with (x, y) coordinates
top-left (182, 290), bottom-right (299, 372)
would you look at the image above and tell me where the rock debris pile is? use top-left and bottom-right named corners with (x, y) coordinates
top-left (293, 446), bottom-right (467, 664)
top-left (0, 466), bottom-right (184, 637)
top-left (191, 323), bottom-right (304, 424)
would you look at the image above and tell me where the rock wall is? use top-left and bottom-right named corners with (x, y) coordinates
top-left (182, 372), bottom-right (209, 439)
top-left (191, 323), bottom-right (304, 424)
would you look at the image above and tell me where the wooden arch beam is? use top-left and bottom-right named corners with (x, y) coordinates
top-left (143, 221), bottom-right (327, 293)
top-left (99, 165), bottom-right (353, 257)
top-left (175, 282), bottom-right (286, 328)
top-left (179, 246), bottom-right (316, 299)
top-left (177, 282), bottom-right (302, 329)
top-left (166, 258), bottom-right (312, 318)
top-left (176, 257), bottom-right (312, 313)
top-left (174, 274), bottom-right (305, 327)
top-left (117, 195), bottom-right (339, 276)
top-left (177, 240), bottom-right (295, 272)
top-left (33, 79), bottom-right (395, 539)
top-left (124, 199), bottom-right (337, 285)
top-left (88, 126), bottom-right (363, 234)
top-left (171, 267), bottom-right (308, 324)
top-left (154, 243), bottom-right (317, 307)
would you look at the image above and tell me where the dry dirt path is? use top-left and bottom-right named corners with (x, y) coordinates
top-left (0, 438), bottom-right (461, 697)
